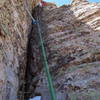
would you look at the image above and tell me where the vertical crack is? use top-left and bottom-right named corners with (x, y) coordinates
top-left (24, 6), bottom-right (43, 100)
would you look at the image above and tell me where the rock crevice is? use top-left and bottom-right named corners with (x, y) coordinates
top-left (26, 1), bottom-right (100, 100)
top-left (0, 0), bottom-right (100, 100)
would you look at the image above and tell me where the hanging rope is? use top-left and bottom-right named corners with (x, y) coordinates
top-left (25, 3), bottom-right (56, 100)
top-left (25, 0), bottom-right (37, 24)
top-left (36, 16), bottom-right (56, 100)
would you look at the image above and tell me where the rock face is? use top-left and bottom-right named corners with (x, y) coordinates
top-left (0, 0), bottom-right (33, 100)
top-left (28, 0), bottom-right (100, 100)
top-left (0, 0), bottom-right (100, 100)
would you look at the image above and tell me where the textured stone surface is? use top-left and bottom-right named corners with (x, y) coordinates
top-left (0, 0), bottom-right (6, 7)
top-left (31, 0), bottom-right (100, 100)
top-left (0, 0), bottom-right (33, 100)
top-left (0, 0), bottom-right (100, 100)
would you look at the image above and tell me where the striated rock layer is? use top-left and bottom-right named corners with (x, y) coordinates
top-left (0, 0), bottom-right (100, 100)
top-left (0, 0), bottom-right (34, 100)
top-left (29, 0), bottom-right (100, 100)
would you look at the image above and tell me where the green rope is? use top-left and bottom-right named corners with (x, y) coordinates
top-left (36, 17), bottom-right (56, 100)
top-left (25, 4), bottom-right (56, 99)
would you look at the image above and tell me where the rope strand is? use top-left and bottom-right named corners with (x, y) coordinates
top-left (36, 8), bottom-right (56, 100)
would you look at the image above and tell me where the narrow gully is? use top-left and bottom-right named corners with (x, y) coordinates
top-left (24, 6), bottom-right (44, 100)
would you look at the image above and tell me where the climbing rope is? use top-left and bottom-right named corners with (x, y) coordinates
top-left (25, 3), bottom-right (56, 100)
top-left (36, 16), bottom-right (56, 100)
top-left (25, 0), bottom-right (37, 24)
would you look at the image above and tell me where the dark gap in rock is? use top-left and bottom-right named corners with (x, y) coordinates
top-left (23, 6), bottom-right (44, 100)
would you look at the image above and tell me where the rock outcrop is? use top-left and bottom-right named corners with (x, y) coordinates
top-left (0, 0), bottom-right (100, 100)
top-left (0, 0), bottom-right (33, 100)
top-left (28, 0), bottom-right (100, 100)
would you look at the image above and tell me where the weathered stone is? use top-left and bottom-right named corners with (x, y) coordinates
top-left (0, 0), bottom-right (100, 100)
top-left (0, 0), bottom-right (33, 100)
top-left (32, 0), bottom-right (100, 100)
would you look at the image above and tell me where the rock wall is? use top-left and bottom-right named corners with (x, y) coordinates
top-left (0, 0), bottom-right (100, 100)
top-left (0, 0), bottom-right (33, 100)
top-left (27, 0), bottom-right (100, 100)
